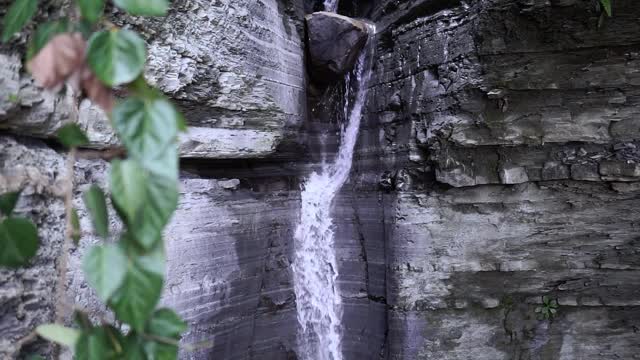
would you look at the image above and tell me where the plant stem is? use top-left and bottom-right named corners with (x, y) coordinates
top-left (55, 147), bottom-right (76, 323)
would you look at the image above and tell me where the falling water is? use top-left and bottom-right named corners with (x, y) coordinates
top-left (324, 0), bottom-right (339, 12)
top-left (293, 24), bottom-right (375, 360)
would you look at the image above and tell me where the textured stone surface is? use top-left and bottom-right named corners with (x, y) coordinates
top-left (344, 0), bottom-right (640, 358)
top-left (0, 136), bottom-right (66, 359)
top-left (163, 178), bottom-right (299, 360)
top-left (0, 0), bottom-right (307, 159)
top-left (305, 11), bottom-right (368, 83)
top-left (0, 0), bottom-right (308, 358)
top-left (3, 0), bottom-right (640, 359)
top-left (133, 0), bottom-right (307, 158)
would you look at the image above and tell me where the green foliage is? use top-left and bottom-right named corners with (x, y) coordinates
top-left (76, 0), bottom-right (105, 24)
top-left (87, 29), bottom-right (147, 86)
top-left (600, 0), bottom-right (612, 16)
top-left (112, 97), bottom-right (180, 171)
top-left (148, 308), bottom-right (188, 338)
top-left (500, 294), bottom-right (514, 311)
top-left (1, 0), bottom-right (188, 356)
top-left (83, 185), bottom-right (110, 238)
top-left (57, 123), bottom-right (90, 148)
top-left (1, 0), bottom-right (38, 42)
top-left (7, 93), bottom-right (20, 103)
top-left (83, 244), bottom-right (128, 302)
top-left (27, 20), bottom-right (70, 60)
top-left (0, 190), bottom-right (21, 216)
top-left (109, 242), bottom-right (165, 331)
top-left (535, 296), bottom-right (559, 320)
top-left (75, 325), bottom-right (124, 359)
top-left (113, 0), bottom-right (169, 17)
top-left (110, 160), bottom-right (178, 249)
top-left (36, 324), bottom-right (81, 347)
top-left (0, 216), bottom-right (39, 267)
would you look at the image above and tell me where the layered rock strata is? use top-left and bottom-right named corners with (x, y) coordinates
top-left (336, 0), bottom-right (640, 358)
top-left (0, 0), bottom-right (307, 358)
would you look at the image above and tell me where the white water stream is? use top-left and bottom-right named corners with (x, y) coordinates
top-left (324, 0), bottom-right (339, 12)
top-left (292, 24), bottom-right (375, 360)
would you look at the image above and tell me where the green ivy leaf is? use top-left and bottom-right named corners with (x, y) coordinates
top-left (74, 310), bottom-right (93, 330)
top-left (75, 326), bottom-right (123, 360)
top-left (131, 174), bottom-right (178, 249)
top-left (144, 341), bottom-right (179, 360)
top-left (600, 0), bottom-right (612, 16)
top-left (0, 217), bottom-right (39, 267)
top-left (0, 190), bottom-right (21, 216)
top-left (36, 324), bottom-right (81, 348)
top-left (109, 245), bottom-right (164, 331)
top-left (111, 96), bottom-right (180, 179)
top-left (83, 185), bottom-right (110, 238)
top-left (71, 208), bottom-right (82, 244)
top-left (83, 244), bottom-right (128, 302)
top-left (176, 112), bottom-right (187, 132)
top-left (87, 29), bottom-right (146, 86)
top-left (113, 0), bottom-right (168, 16)
top-left (76, 0), bottom-right (104, 24)
top-left (110, 159), bottom-right (178, 249)
top-left (1, 0), bottom-right (38, 42)
top-left (121, 333), bottom-right (147, 360)
top-left (26, 20), bottom-right (70, 60)
top-left (75, 19), bottom-right (94, 39)
top-left (110, 159), bottom-right (146, 224)
top-left (57, 123), bottom-right (89, 148)
top-left (147, 308), bottom-right (187, 339)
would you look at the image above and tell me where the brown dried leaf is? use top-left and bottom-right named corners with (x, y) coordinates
top-left (27, 33), bottom-right (86, 89)
top-left (80, 66), bottom-right (115, 113)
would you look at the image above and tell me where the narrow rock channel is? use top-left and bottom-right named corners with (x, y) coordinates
top-left (293, 15), bottom-right (376, 360)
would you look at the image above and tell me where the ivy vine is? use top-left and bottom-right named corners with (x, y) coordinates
top-left (1, 0), bottom-right (188, 358)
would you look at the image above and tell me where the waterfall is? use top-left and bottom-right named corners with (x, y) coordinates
top-left (324, 0), bottom-right (339, 12)
top-left (293, 24), bottom-right (375, 360)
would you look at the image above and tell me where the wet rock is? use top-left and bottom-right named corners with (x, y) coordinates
top-left (499, 165), bottom-right (529, 184)
top-left (219, 178), bottom-right (241, 190)
top-left (600, 161), bottom-right (640, 181)
top-left (571, 164), bottom-right (600, 181)
top-left (542, 161), bottom-right (570, 180)
top-left (394, 169), bottom-right (412, 191)
top-left (379, 171), bottom-right (394, 190)
top-left (305, 11), bottom-right (368, 83)
top-left (436, 167), bottom-right (477, 187)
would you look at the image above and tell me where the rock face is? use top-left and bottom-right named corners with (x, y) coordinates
top-left (305, 11), bottom-right (369, 82)
top-left (162, 178), bottom-right (299, 359)
top-left (333, 0), bottom-right (640, 359)
top-left (0, 0), bottom-right (307, 358)
top-left (2, 0), bottom-right (640, 359)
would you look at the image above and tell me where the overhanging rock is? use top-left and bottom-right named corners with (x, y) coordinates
top-left (305, 11), bottom-right (368, 83)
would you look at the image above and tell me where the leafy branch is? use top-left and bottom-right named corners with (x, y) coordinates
top-left (1, 0), bottom-right (188, 358)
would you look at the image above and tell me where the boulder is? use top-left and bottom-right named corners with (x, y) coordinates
top-left (305, 11), bottom-right (368, 83)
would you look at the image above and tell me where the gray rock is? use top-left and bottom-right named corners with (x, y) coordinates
top-left (1, 0), bottom-right (307, 160)
top-left (571, 163), bottom-right (600, 181)
top-left (163, 179), bottom-right (299, 359)
top-left (3, 0), bottom-right (640, 360)
top-left (305, 11), bottom-right (369, 83)
top-left (0, 136), bottom-right (66, 359)
top-left (542, 161), bottom-right (570, 181)
top-left (499, 165), bottom-right (529, 184)
top-left (600, 161), bottom-right (640, 179)
top-left (219, 178), bottom-right (241, 190)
